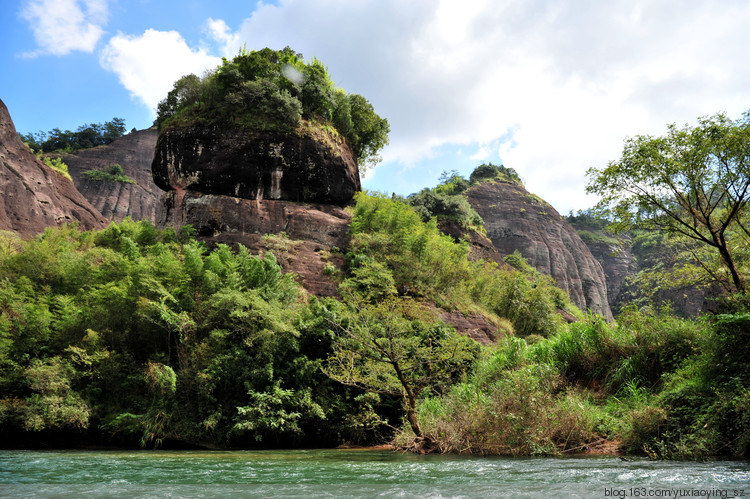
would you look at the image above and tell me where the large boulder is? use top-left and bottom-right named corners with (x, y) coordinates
top-left (152, 125), bottom-right (360, 205)
top-left (466, 179), bottom-right (613, 320)
top-left (53, 128), bottom-right (164, 224)
top-left (0, 98), bottom-right (105, 236)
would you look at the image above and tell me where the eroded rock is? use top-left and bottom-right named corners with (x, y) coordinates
top-left (152, 126), bottom-right (360, 205)
top-left (466, 180), bottom-right (613, 320)
top-left (0, 98), bottom-right (105, 236)
top-left (54, 128), bottom-right (164, 224)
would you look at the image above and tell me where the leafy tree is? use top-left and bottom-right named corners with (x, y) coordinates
top-left (21, 118), bottom-right (127, 153)
top-left (154, 74), bottom-right (202, 129)
top-left (347, 94), bottom-right (390, 169)
top-left (587, 111), bottom-right (750, 293)
top-left (324, 299), bottom-right (479, 440)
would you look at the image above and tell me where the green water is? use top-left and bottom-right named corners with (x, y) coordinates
top-left (1, 449), bottom-right (748, 498)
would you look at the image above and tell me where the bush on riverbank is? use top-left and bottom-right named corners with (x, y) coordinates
top-left (394, 310), bottom-right (748, 458)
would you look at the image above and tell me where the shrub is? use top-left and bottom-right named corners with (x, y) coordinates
top-left (42, 157), bottom-right (72, 181)
top-left (82, 163), bottom-right (136, 184)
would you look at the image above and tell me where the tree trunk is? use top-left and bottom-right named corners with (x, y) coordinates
top-left (392, 361), bottom-right (422, 437)
top-left (405, 399), bottom-right (422, 438)
top-left (716, 240), bottom-right (747, 293)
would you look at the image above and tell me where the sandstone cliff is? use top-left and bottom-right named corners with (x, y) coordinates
top-left (466, 180), bottom-right (613, 320)
top-left (570, 222), bottom-right (721, 317)
top-left (0, 98), bottom-right (105, 236)
top-left (570, 225), bottom-right (638, 314)
top-left (152, 126), bottom-right (360, 205)
top-left (52, 128), bottom-right (164, 224)
top-left (152, 122), bottom-right (360, 297)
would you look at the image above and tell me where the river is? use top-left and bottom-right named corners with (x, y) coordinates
top-left (1, 449), bottom-right (748, 498)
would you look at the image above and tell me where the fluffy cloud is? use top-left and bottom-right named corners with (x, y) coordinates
top-left (218, 0), bottom-right (750, 210)
top-left (20, 0), bottom-right (108, 56)
top-left (204, 18), bottom-right (240, 57)
top-left (99, 29), bottom-right (221, 113)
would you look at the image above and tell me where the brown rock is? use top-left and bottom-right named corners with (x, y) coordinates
top-left (53, 128), bottom-right (164, 224)
top-left (438, 309), bottom-right (504, 345)
top-left (163, 190), bottom-right (351, 248)
top-left (466, 180), bottom-right (613, 320)
top-left (572, 224), bottom-right (722, 317)
top-left (571, 225), bottom-right (638, 315)
top-left (0, 98), bottom-right (105, 236)
top-left (437, 218), bottom-right (507, 267)
top-left (152, 125), bottom-right (360, 205)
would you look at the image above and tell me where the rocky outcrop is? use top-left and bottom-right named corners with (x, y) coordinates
top-left (466, 180), bottom-right (613, 320)
top-left (163, 189), bottom-right (351, 248)
top-left (53, 128), bottom-right (163, 224)
top-left (571, 223), bottom-right (722, 317)
top-left (153, 122), bottom-right (359, 300)
top-left (571, 226), bottom-right (638, 314)
top-left (0, 98), bottom-right (105, 236)
top-left (437, 218), bottom-right (507, 267)
top-left (152, 126), bottom-right (360, 204)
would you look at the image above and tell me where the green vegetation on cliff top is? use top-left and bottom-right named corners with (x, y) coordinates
top-left (155, 47), bottom-right (390, 170)
top-left (22, 118), bottom-right (127, 154)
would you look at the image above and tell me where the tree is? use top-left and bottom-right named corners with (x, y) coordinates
top-left (348, 94), bottom-right (390, 170)
top-left (323, 299), bottom-right (479, 441)
top-left (587, 111), bottom-right (750, 293)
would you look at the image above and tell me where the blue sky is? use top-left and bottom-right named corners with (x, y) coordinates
top-left (3, 0), bottom-right (750, 214)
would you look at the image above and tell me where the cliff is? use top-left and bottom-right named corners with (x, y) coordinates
top-left (52, 128), bottom-right (164, 224)
top-left (152, 121), bottom-right (360, 296)
top-left (152, 125), bottom-right (360, 204)
top-left (570, 222), bottom-right (721, 317)
top-left (466, 180), bottom-right (613, 320)
top-left (570, 225), bottom-right (638, 314)
top-left (0, 98), bottom-right (105, 236)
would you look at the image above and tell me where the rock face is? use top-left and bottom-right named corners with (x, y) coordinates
top-left (164, 189), bottom-right (351, 249)
top-left (570, 223), bottom-right (721, 317)
top-left (54, 128), bottom-right (164, 224)
top-left (0, 98), bottom-right (105, 236)
top-left (466, 180), bottom-right (613, 320)
top-left (152, 126), bottom-right (360, 204)
top-left (570, 225), bottom-right (638, 314)
top-left (437, 218), bottom-right (507, 267)
top-left (153, 123), bottom-right (359, 299)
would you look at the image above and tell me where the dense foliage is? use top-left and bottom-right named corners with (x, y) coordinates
top-left (155, 47), bottom-right (389, 169)
top-left (81, 163), bottom-right (135, 184)
top-left (0, 186), bottom-right (747, 457)
top-left (348, 192), bottom-right (577, 337)
top-left (0, 221), bottom-right (389, 448)
top-left (398, 308), bottom-right (749, 458)
top-left (21, 118), bottom-right (127, 153)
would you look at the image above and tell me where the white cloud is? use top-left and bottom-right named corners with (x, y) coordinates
top-left (96, 0), bottom-right (750, 211)
top-left (20, 0), bottom-right (108, 56)
top-left (99, 29), bottom-right (222, 114)
top-left (213, 0), bottom-right (750, 211)
top-left (204, 18), bottom-right (241, 57)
